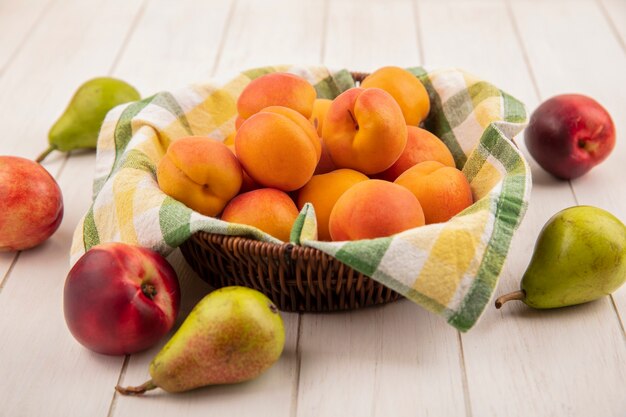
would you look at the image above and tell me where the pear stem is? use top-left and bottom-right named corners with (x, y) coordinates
top-left (115, 379), bottom-right (158, 396)
top-left (495, 290), bottom-right (526, 309)
top-left (35, 145), bottom-right (56, 163)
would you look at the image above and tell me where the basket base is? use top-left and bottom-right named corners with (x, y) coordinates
top-left (179, 232), bottom-right (402, 313)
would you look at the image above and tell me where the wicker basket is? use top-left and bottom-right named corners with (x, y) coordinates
top-left (180, 71), bottom-right (404, 312)
top-left (180, 232), bottom-right (401, 312)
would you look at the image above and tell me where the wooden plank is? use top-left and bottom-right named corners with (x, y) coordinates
top-left (297, 302), bottom-right (466, 417)
top-left (112, 0), bottom-right (233, 94)
top-left (216, 0), bottom-right (324, 74)
top-left (113, 0), bottom-right (324, 415)
top-left (0, 0), bottom-right (54, 74)
top-left (323, 0), bottom-right (420, 71)
top-left (514, 0), bottom-right (626, 332)
top-left (296, 1), bottom-right (466, 416)
top-left (418, 0), bottom-right (626, 415)
top-left (598, 0), bottom-right (626, 50)
top-left (0, 1), bottom-right (146, 416)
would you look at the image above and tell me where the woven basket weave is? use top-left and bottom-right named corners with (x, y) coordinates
top-left (180, 233), bottom-right (401, 312)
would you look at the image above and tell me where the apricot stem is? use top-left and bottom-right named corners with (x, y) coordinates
top-left (35, 145), bottom-right (56, 163)
top-left (495, 290), bottom-right (526, 308)
top-left (115, 380), bottom-right (158, 396)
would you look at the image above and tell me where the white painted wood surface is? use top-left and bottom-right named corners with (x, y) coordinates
top-left (0, 0), bottom-right (625, 416)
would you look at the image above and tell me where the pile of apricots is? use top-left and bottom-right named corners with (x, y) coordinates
top-left (156, 67), bottom-right (474, 242)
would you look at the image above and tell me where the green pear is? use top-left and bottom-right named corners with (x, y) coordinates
top-left (496, 206), bottom-right (626, 309)
top-left (116, 286), bottom-right (285, 395)
top-left (37, 77), bottom-right (140, 162)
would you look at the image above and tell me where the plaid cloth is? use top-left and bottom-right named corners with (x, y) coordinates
top-left (71, 65), bottom-right (531, 331)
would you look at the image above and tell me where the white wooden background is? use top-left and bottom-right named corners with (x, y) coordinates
top-left (0, 0), bottom-right (625, 416)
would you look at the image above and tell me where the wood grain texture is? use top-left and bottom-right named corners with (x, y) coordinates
top-left (0, 1), bottom-right (145, 416)
top-left (297, 302), bottom-right (466, 417)
top-left (598, 0), bottom-right (626, 51)
top-left (113, 0), bottom-right (234, 94)
top-left (216, 0), bottom-right (325, 74)
top-left (418, 0), bottom-right (626, 416)
top-left (295, 1), bottom-right (466, 416)
top-left (323, 0), bottom-right (420, 71)
top-left (0, 0), bottom-right (54, 74)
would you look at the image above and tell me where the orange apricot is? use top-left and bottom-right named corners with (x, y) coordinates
top-left (235, 106), bottom-right (320, 191)
top-left (322, 87), bottom-right (407, 175)
top-left (157, 136), bottom-right (242, 217)
top-left (221, 188), bottom-right (299, 242)
top-left (395, 161), bottom-right (473, 224)
top-left (361, 66), bottom-right (430, 126)
top-left (296, 169), bottom-right (369, 241)
top-left (329, 179), bottom-right (425, 241)
top-left (237, 72), bottom-right (316, 120)
top-left (378, 126), bottom-right (455, 181)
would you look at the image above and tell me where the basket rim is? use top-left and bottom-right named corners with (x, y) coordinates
top-left (191, 230), bottom-right (338, 263)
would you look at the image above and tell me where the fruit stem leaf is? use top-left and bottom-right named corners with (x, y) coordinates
top-left (494, 290), bottom-right (526, 309)
top-left (35, 145), bottom-right (57, 163)
top-left (115, 379), bottom-right (158, 396)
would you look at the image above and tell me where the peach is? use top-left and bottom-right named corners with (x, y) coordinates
top-left (157, 136), bottom-right (242, 217)
top-left (378, 126), bottom-right (455, 181)
top-left (361, 66), bottom-right (430, 126)
top-left (322, 87), bottom-right (407, 174)
top-left (221, 188), bottom-right (299, 242)
top-left (297, 169), bottom-right (369, 241)
top-left (237, 72), bottom-right (316, 120)
top-left (235, 106), bottom-right (320, 191)
top-left (395, 161), bottom-right (473, 224)
top-left (329, 179), bottom-right (425, 241)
